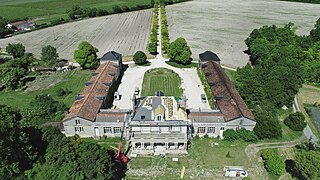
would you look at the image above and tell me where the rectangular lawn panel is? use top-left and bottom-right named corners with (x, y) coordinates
top-left (141, 68), bottom-right (183, 97)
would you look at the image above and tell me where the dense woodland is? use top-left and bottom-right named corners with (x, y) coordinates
top-left (235, 18), bottom-right (320, 139)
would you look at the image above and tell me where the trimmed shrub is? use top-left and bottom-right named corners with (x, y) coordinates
top-left (223, 128), bottom-right (258, 142)
top-left (133, 51), bottom-right (147, 65)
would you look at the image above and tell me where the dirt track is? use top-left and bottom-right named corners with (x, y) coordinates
top-left (0, 9), bottom-right (152, 59)
top-left (167, 0), bottom-right (320, 67)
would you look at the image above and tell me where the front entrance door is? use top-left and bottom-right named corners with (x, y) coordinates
top-left (94, 127), bottom-right (100, 137)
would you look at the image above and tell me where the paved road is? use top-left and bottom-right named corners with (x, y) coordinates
top-left (293, 96), bottom-right (318, 144)
top-left (113, 6), bottom-right (210, 110)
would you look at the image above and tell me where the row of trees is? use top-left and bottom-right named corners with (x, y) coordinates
top-left (66, 4), bottom-right (152, 20)
top-left (148, 4), bottom-right (159, 55)
top-left (0, 43), bottom-right (60, 89)
top-left (160, 6), bottom-right (170, 53)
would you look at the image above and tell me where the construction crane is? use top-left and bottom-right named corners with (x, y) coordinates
top-left (115, 121), bottom-right (129, 164)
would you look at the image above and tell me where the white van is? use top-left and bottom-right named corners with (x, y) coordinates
top-left (224, 166), bottom-right (248, 178)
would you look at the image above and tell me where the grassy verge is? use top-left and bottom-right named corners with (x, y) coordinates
top-left (197, 69), bottom-right (214, 109)
top-left (0, 69), bottom-right (91, 109)
top-left (141, 68), bottom-right (183, 97)
top-left (165, 61), bottom-right (198, 68)
top-left (224, 68), bottom-right (237, 84)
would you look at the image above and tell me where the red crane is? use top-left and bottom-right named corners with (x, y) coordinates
top-left (115, 121), bottom-right (129, 164)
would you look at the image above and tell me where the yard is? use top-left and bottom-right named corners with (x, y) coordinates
top-left (141, 68), bottom-right (183, 97)
top-left (0, 69), bottom-right (91, 109)
top-left (0, 0), bottom-right (151, 23)
top-left (127, 138), bottom-right (267, 179)
top-left (0, 9), bottom-right (152, 60)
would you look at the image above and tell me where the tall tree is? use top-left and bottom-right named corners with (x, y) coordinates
top-left (0, 16), bottom-right (12, 38)
top-left (295, 150), bottom-right (320, 179)
top-left (41, 45), bottom-right (59, 65)
top-left (6, 43), bottom-right (25, 58)
top-left (74, 41), bottom-right (99, 69)
top-left (0, 105), bottom-right (38, 179)
top-left (168, 37), bottom-right (192, 64)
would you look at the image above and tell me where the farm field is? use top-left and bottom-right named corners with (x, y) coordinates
top-left (0, 0), bottom-right (151, 23)
top-left (167, 0), bottom-right (320, 67)
top-left (0, 69), bottom-right (91, 109)
top-left (141, 68), bottom-right (183, 97)
top-left (127, 138), bottom-right (268, 179)
top-left (0, 9), bottom-right (152, 60)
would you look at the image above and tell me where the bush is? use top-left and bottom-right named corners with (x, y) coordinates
top-left (261, 149), bottom-right (285, 176)
top-left (223, 128), bottom-right (258, 142)
top-left (284, 112), bottom-right (306, 131)
top-left (237, 128), bottom-right (258, 142)
top-left (223, 129), bottom-right (239, 142)
top-left (133, 51), bottom-right (147, 65)
top-left (112, 5), bottom-right (123, 13)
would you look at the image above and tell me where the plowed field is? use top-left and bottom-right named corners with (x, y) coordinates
top-left (0, 9), bottom-right (152, 59)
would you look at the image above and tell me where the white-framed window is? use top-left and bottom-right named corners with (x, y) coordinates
top-left (75, 127), bottom-right (84, 132)
top-left (75, 119), bottom-right (80, 125)
top-left (220, 127), bottom-right (225, 130)
top-left (240, 119), bottom-right (244, 125)
top-left (197, 127), bottom-right (206, 134)
top-left (207, 127), bottom-right (215, 133)
top-left (104, 127), bottom-right (112, 134)
top-left (114, 127), bottom-right (121, 134)
top-left (157, 115), bottom-right (162, 121)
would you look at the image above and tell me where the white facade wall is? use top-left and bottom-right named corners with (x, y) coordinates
top-left (63, 118), bottom-right (124, 138)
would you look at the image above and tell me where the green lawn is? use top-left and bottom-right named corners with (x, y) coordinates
top-left (0, 0), bottom-right (151, 23)
top-left (141, 68), bottom-right (183, 97)
top-left (165, 61), bottom-right (198, 68)
top-left (0, 69), bottom-right (91, 109)
top-left (127, 138), bottom-right (258, 179)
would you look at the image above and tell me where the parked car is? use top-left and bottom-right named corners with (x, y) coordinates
top-left (224, 166), bottom-right (248, 178)
top-left (134, 87), bottom-right (140, 95)
top-left (201, 94), bottom-right (206, 103)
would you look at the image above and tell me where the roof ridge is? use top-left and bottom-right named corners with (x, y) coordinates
top-left (210, 62), bottom-right (250, 120)
top-left (78, 62), bottom-right (111, 116)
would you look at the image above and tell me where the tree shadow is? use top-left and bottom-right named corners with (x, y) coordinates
top-left (285, 159), bottom-right (303, 179)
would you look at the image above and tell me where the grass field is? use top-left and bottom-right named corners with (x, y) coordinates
top-left (127, 138), bottom-right (266, 179)
top-left (0, 69), bottom-right (91, 109)
top-left (0, 0), bottom-right (151, 23)
top-left (141, 68), bottom-right (183, 97)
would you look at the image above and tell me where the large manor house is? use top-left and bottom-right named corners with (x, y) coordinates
top-left (61, 51), bottom-right (256, 155)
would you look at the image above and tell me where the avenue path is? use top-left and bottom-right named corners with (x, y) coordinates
top-left (113, 6), bottom-right (210, 110)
